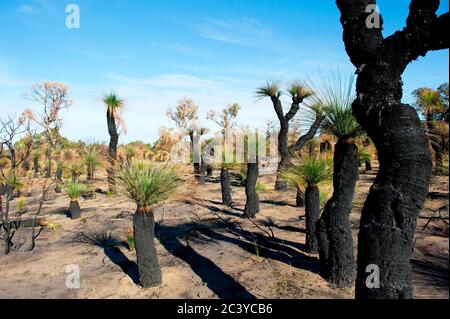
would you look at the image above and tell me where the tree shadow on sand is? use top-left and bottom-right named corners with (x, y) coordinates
top-left (156, 224), bottom-right (256, 299)
top-left (72, 230), bottom-right (140, 285)
top-left (199, 227), bottom-right (321, 274)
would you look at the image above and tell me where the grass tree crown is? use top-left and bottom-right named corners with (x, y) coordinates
top-left (283, 156), bottom-right (333, 188)
top-left (64, 182), bottom-right (88, 201)
top-left (306, 72), bottom-right (362, 139)
top-left (117, 160), bottom-right (183, 211)
top-left (103, 92), bottom-right (125, 113)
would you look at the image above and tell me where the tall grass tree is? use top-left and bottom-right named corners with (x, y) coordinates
top-left (312, 72), bottom-right (362, 288)
top-left (118, 160), bottom-right (183, 287)
top-left (283, 156), bottom-right (332, 253)
top-left (256, 82), bottom-right (323, 191)
top-left (103, 93), bottom-right (125, 194)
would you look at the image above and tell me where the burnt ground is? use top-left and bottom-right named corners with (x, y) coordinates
top-left (0, 165), bottom-right (448, 299)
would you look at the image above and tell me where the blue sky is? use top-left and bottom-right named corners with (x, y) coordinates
top-left (0, 0), bottom-right (448, 144)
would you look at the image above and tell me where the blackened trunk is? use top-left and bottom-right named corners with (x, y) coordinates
top-left (87, 165), bottom-right (93, 181)
top-left (316, 138), bottom-right (358, 288)
top-left (46, 152), bottom-right (52, 178)
top-left (3, 222), bottom-right (10, 255)
top-left (133, 210), bottom-right (162, 287)
top-left (69, 201), bottom-right (81, 219)
top-left (33, 158), bottom-right (39, 178)
top-left (194, 163), bottom-right (200, 177)
top-left (275, 124), bottom-right (289, 191)
top-left (206, 165), bottom-right (213, 177)
top-left (55, 168), bottom-right (63, 193)
top-left (220, 167), bottom-right (233, 207)
top-left (198, 163), bottom-right (207, 185)
top-left (365, 160), bottom-right (372, 171)
top-left (305, 185), bottom-right (320, 253)
top-left (427, 115), bottom-right (444, 175)
top-left (244, 160), bottom-right (260, 218)
top-left (107, 110), bottom-right (119, 194)
top-left (335, 0), bottom-right (442, 299)
top-left (355, 103), bottom-right (432, 299)
top-left (296, 188), bottom-right (304, 207)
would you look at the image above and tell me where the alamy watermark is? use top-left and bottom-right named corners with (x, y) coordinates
top-left (366, 4), bottom-right (381, 29)
top-left (365, 264), bottom-right (380, 289)
top-left (65, 264), bottom-right (80, 289)
top-left (65, 4), bottom-right (80, 29)
top-left (169, 126), bottom-right (280, 175)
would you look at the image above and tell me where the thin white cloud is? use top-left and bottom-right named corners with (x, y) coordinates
top-left (17, 5), bottom-right (34, 14)
top-left (184, 16), bottom-right (274, 46)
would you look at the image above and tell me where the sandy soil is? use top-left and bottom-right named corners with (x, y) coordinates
top-left (0, 166), bottom-right (448, 299)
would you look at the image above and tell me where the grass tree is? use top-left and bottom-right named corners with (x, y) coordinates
top-left (243, 130), bottom-right (262, 218)
top-left (207, 103), bottom-right (241, 207)
top-left (256, 82), bottom-right (323, 191)
top-left (68, 162), bottom-right (84, 183)
top-left (282, 169), bottom-right (306, 208)
top-left (84, 147), bottom-right (102, 181)
top-left (336, 0), bottom-right (448, 298)
top-left (64, 182), bottom-right (87, 219)
top-left (283, 156), bottom-right (332, 253)
top-left (125, 145), bottom-right (137, 163)
top-left (32, 150), bottom-right (41, 178)
top-left (118, 160), bottom-right (183, 287)
top-left (311, 72), bottom-right (363, 288)
top-left (102, 92), bottom-right (125, 194)
top-left (358, 147), bottom-right (372, 172)
top-left (413, 87), bottom-right (446, 174)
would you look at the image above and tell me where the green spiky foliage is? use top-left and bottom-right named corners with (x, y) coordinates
top-left (358, 148), bottom-right (372, 165)
top-left (2, 174), bottom-right (24, 192)
top-left (288, 82), bottom-right (314, 101)
top-left (308, 72), bottom-right (362, 139)
top-left (84, 147), bottom-right (103, 180)
top-left (283, 156), bottom-right (332, 187)
top-left (413, 87), bottom-right (445, 116)
top-left (84, 148), bottom-right (102, 168)
top-left (64, 182), bottom-right (88, 200)
top-left (103, 92), bottom-right (125, 114)
top-left (125, 145), bottom-right (137, 160)
top-left (256, 82), bottom-right (282, 99)
top-left (117, 160), bottom-right (182, 209)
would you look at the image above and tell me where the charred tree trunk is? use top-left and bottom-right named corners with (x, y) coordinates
top-left (198, 162), bottom-right (207, 185)
top-left (220, 167), bottom-right (233, 207)
top-left (33, 157), bottom-right (39, 178)
top-left (133, 209), bottom-right (162, 287)
top-left (296, 188), bottom-right (304, 207)
top-left (305, 184), bottom-right (320, 253)
top-left (270, 95), bottom-right (323, 191)
top-left (275, 122), bottom-right (290, 191)
top-left (45, 151), bottom-right (52, 178)
top-left (427, 113), bottom-right (444, 175)
top-left (55, 167), bottom-right (63, 193)
top-left (316, 138), bottom-right (358, 288)
top-left (87, 165), bottom-right (93, 181)
top-left (206, 165), bottom-right (213, 177)
top-left (336, 0), bottom-right (448, 299)
top-left (107, 110), bottom-right (119, 194)
top-left (365, 159), bottom-right (372, 171)
top-left (244, 159), bottom-right (260, 218)
top-left (2, 185), bottom-right (12, 255)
